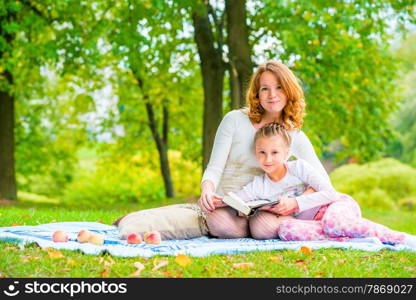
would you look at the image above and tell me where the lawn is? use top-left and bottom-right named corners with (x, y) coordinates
top-left (0, 199), bottom-right (415, 278)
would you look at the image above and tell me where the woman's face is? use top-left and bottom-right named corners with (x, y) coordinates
top-left (258, 71), bottom-right (287, 116)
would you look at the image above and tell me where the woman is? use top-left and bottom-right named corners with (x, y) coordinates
top-left (199, 61), bottom-right (328, 238)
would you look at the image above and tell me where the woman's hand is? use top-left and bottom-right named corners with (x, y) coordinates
top-left (198, 181), bottom-right (226, 213)
top-left (260, 197), bottom-right (299, 216)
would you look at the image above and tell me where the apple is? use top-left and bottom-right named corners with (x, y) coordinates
top-left (127, 233), bottom-right (143, 244)
top-left (143, 231), bottom-right (162, 244)
top-left (88, 233), bottom-right (104, 245)
top-left (52, 230), bottom-right (68, 242)
top-left (77, 229), bottom-right (92, 243)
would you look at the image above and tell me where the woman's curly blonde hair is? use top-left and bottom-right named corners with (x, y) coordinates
top-left (245, 61), bottom-right (305, 129)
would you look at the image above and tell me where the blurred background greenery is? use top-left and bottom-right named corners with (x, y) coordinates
top-left (1, 0), bottom-right (415, 212)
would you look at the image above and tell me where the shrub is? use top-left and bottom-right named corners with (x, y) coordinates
top-left (330, 158), bottom-right (416, 211)
top-left (398, 197), bottom-right (416, 211)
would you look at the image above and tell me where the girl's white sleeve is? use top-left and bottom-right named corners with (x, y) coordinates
top-left (292, 159), bottom-right (338, 213)
top-left (201, 111), bottom-right (236, 191)
top-left (291, 130), bottom-right (329, 180)
top-left (234, 175), bottom-right (262, 202)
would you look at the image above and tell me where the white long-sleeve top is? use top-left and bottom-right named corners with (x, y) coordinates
top-left (234, 159), bottom-right (338, 220)
top-left (202, 109), bottom-right (329, 197)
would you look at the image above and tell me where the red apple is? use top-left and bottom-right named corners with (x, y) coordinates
top-left (143, 231), bottom-right (162, 244)
top-left (77, 229), bottom-right (92, 243)
top-left (52, 230), bottom-right (68, 242)
top-left (127, 233), bottom-right (143, 244)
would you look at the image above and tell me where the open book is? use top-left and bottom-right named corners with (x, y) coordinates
top-left (222, 192), bottom-right (280, 216)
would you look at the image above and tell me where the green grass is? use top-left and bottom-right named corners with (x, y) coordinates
top-left (0, 200), bottom-right (415, 278)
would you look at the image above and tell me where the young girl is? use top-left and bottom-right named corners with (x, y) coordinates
top-left (225, 122), bottom-right (416, 247)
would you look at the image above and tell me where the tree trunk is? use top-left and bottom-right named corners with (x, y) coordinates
top-left (0, 69), bottom-right (17, 200)
top-left (225, 0), bottom-right (253, 109)
top-left (144, 101), bottom-right (175, 198)
top-left (192, 4), bottom-right (225, 170)
top-left (136, 77), bottom-right (175, 198)
top-left (229, 64), bottom-right (241, 110)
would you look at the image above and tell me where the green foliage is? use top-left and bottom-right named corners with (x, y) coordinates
top-left (1, 0), bottom-right (102, 198)
top-left (4, 0), bottom-right (416, 204)
top-left (387, 34), bottom-right (416, 167)
top-left (62, 150), bottom-right (201, 207)
top-left (330, 158), bottom-right (416, 211)
top-left (251, 0), bottom-right (415, 162)
top-left (399, 196), bottom-right (416, 211)
top-left (14, 70), bottom-right (100, 197)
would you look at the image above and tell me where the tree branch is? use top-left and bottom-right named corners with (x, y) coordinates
top-left (21, 0), bottom-right (58, 23)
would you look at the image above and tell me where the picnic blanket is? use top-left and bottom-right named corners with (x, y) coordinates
top-left (0, 222), bottom-right (415, 257)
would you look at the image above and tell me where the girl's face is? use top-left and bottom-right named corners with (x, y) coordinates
top-left (255, 136), bottom-right (289, 175)
top-left (258, 71), bottom-right (287, 116)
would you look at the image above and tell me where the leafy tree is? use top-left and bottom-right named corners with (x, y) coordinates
top-left (1, 0), bottom-right (107, 200)
top-left (0, 0), bottom-right (53, 200)
top-left (251, 0), bottom-right (415, 162)
top-left (189, 0), bottom-right (415, 168)
top-left (53, 0), bottom-right (205, 198)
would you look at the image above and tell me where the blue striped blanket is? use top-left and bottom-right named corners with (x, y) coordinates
top-left (0, 222), bottom-right (414, 257)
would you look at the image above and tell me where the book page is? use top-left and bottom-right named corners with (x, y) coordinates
top-left (246, 199), bottom-right (274, 208)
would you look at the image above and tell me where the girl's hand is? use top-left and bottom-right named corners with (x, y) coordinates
top-left (303, 186), bottom-right (316, 195)
top-left (260, 197), bottom-right (299, 216)
top-left (198, 181), bottom-right (225, 213)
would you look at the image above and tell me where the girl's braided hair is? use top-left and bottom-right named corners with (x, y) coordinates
top-left (254, 122), bottom-right (292, 147)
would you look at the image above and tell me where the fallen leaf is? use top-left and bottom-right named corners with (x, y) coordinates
top-left (108, 256), bottom-right (115, 265)
top-left (268, 256), bottom-right (283, 262)
top-left (300, 246), bottom-right (313, 255)
top-left (152, 259), bottom-right (168, 271)
top-left (100, 268), bottom-right (110, 278)
top-left (99, 257), bottom-right (115, 267)
top-left (295, 260), bottom-right (308, 273)
top-left (232, 262), bottom-right (255, 269)
top-left (175, 254), bottom-right (191, 267)
top-left (60, 268), bottom-right (71, 272)
top-left (314, 271), bottom-right (325, 277)
top-left (67, 259), bottom-right (77, 266)
top-left (48, 250), bottom-right (64, 259)
top-left (130, 262), bottom-right (145, 277)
